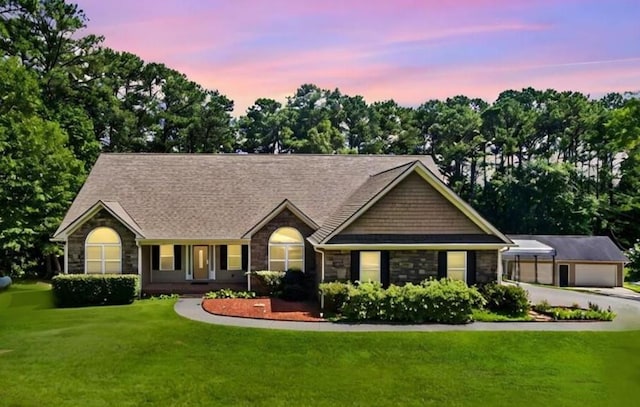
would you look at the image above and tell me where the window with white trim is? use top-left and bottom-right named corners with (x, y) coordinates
top-left (447, 251), bottom-right (466, 282)
top-left (159, 245), bottom-right (174, 270)
top-left (268, 227), bottom-right (304, 272)
top-left (227, 245), bottom-right (242, 271)
top-left (85, 227), bottom-right (121, 274)
top-left (360, 251), bottom-right (381, 283)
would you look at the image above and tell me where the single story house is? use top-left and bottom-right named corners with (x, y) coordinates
top-left (503, 235), bottom-right (628, 287)
top-left (52, 154), bottom-right (514, 294)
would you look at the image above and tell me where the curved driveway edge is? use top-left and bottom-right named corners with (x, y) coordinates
top-left (175, 284), bottom-right (640, 332)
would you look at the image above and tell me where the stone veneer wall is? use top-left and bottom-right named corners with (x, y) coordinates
top-left (67, 208), bottom-right (138, 274)
top-left (323, 250), bottom-right (351, 281)
top-left (250, 208), bottom-right (316, 275)
top-left (476, 250), bottom-right (498, 283)
top-left (389, 250), bottom-right (438, 284)
top-left (322, 249), bottom-right (499, 284)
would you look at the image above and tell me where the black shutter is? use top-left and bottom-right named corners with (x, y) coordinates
top-left (152, 245), bottom-right (159, 270)
top-left (220, 245), bottom-right (227, 270)
top-left (466, 251), bottom-right (477, 286)
top-left (241, 245), bottom-right (249, 271)
top-left (380, 251), bottom-right (390, 288)
top-left (174, 245), bottom-right (182, 270)
top-left (350, 250), bottom-right (360, 282)
top-left (437, 251), bottom-right (447, 279)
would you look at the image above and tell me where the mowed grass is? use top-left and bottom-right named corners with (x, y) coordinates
top-left (1, 284), bottom-right (638, 407)
top-left (624, 282), bottom-right (640, 293)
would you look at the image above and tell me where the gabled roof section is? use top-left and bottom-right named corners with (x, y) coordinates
top-left (55, 154), bottom-right (442, 240)
top-left (52, 200), bottom-right (145, 240)
top-left (308, 162), bottom-right (415, 244)
top-left (242, 199), bottom-right (319, 238)
top-left (310, 160), bottom-right (512, 245)
top-left (508, 235), bottom-right (628, 262)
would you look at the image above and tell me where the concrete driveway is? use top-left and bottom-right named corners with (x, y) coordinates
top-left (517, 282), bottom-right (640, 330)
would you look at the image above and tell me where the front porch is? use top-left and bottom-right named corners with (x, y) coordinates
top-left (143, 281), bottom-right (247, 296)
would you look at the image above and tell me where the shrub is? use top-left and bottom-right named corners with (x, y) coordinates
top-left (533, 299), bottom-right (551, 313)
top-left (281, 269), bottom-right (312, 301)
top-left (51, 274), bottom-right (139, 307)
top-left (249, 270), bottom-right (285, 296)
top-left (625, 240), bottom-right (640, 281)
top-left (480, 283), bottom-right (530, 317)
top-left (550, 307), bottom-right (615, 321)
top-left (319, 281), bottom-right (351, 313)
top-left (204, 289), bottom-right (256, 299)
top-left (339, 279), bottom-right (485, 324)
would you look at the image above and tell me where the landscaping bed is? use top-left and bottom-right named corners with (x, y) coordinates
top-left (202, 297), bottom-right (324, 322)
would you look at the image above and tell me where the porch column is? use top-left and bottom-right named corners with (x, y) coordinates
top-left (534, 255), bottom-right (538, 284)
top-left (497, 249), bottom-right (503, 284)
top-left (247, 244), bottom-right (252, 291)
top-left (63, 240), bottom-right (68, 274)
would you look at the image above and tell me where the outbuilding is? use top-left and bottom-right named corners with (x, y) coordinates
top-left (504, 235), bottom-right (627, 287)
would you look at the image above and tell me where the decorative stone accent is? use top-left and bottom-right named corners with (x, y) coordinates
top-left (250, 208), bottom-right (316, 275)
top-left (389, 250), bottom-right (438, 284)
top-left (67, 208), bottom-right (138, 274)
top-left (476, 250), bottom-right (498, 283)
top-left (323, 250), bottom-right (351, 281)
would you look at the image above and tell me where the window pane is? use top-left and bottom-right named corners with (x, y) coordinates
top-left (287, 246), bottom-right (303, 261)
top-left (361, 252), bottom-right (381, 269)
top-left (105, 261), bottom-right (121, 273)
top-left (87, 261), bottom-right (102, 274)
top-left (447, 252), bottom-right (466, 269)
top-left (86, 246), bottom-right (102, 261)
top-left (287, 260), bottom-right (303, 272)
top-left (160, 245), bottom-right (173, 256)
top-left (228, 256), bottom-right (242, 270)
top-left (269, 227), bottom-right (302, 244)
top-left (269, 246), bottom-right (286, 260)
top-left (228, 245), bottom-right (241, 256)
top-left (160, 257), bottom-right (174, 270)
top-left (104, 246), bottom-right (121, 261)
top-left (360, 268), bottom-right (380, 283)
top-left (87, 227), bottom-right (120, 244)
top-left (269, 260), bottom-right (286, 271)
top-left (448, 269), bottom-right (465, 281)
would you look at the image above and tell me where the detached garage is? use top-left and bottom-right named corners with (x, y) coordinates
top-left (504, 235), bottom-right (628, 288)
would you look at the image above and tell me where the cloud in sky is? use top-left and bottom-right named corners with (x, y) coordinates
top-left (77, 0), bottom-right (640, 114)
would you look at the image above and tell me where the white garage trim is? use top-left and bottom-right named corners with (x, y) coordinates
top-left (574, 263), bottom-right (617, 287)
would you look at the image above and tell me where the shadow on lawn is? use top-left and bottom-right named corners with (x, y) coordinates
top-left (0, 283), bottom-right (54, 310)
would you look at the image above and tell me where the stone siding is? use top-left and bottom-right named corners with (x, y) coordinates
top-left (389, 250), bottom-right (438, 284)
top-left (67, 208), bottom-right (138, 274)
top-left (250, 208), bottom-right (316, 275)
top-left (323, 250), bottom-right (351, 281)
top-left (476, 250), bottom-right (498, 283)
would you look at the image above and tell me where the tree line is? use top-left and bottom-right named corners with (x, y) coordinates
top-left (1, 0), bottom-right (639, 277)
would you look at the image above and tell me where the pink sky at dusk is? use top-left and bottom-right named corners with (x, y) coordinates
top-left (76, 0), bottom-right (640, 114)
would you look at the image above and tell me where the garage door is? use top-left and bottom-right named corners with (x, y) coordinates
top-left (574, 264), bottom-right (617, 287)
top-left (518, 263), bottom-right (553, 284)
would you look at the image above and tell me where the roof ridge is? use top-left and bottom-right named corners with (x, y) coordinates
top-left (369, 160), bottom-right (417, 177)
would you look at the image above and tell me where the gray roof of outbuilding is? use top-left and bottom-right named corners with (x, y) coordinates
top-left (507, 235), bottom-right (628, 262)
top-left (54, 154), bottom-right (443, 240)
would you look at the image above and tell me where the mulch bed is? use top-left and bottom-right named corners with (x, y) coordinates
top-left (202, 298), bottom-right (325, 322)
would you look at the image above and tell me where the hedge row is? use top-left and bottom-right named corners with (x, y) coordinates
top-left (319, 279), bottom-right (486, 324)
top-left (52, 274), bottom-right (139, 307)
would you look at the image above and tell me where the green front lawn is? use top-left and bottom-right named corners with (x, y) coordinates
top-left (1, 283), bottom-right (637, 406)
top-left (624, 282), bottom-right (640, 293)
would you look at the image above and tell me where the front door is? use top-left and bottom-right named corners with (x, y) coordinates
top-left (559, 264), bottom-right (569, 287)
top-left (193, 246), bottom-right (208, 280)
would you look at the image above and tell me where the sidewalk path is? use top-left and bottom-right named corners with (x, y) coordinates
top-left (175, 284), bottom-right (640, 331)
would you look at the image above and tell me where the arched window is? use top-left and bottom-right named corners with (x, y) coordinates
top-left (268, 227), bottom-right (304, 272)
top-left (85, 227), bottom-right (122, 274)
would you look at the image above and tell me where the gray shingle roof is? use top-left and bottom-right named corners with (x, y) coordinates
top-left (507, 235), bottom-right (628, 262)
top-left (54, 154), bottom-right (442, 240)
top-left (308, 162), bottom-right (415, 243)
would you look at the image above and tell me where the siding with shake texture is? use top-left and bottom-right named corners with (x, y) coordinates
top-left (340, 172), bottom-right (483, 235)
